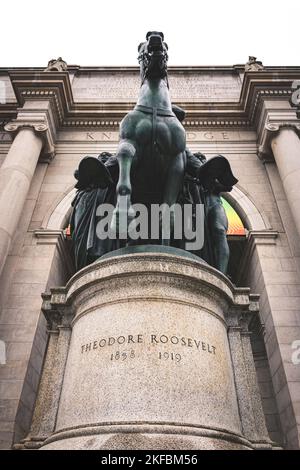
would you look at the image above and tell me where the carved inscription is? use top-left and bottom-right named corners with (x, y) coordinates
top-left (110, 350), bottom-right (136, 361)
top-left (85, 132), bottom-right (115, 141)
top-left (159, 351), bottom-right (182, 363)
top-left (58, 130), bottom-right (255, 143)
top-left (80, 333), bottom-right (217, 365)
top-left (72, 72), bottom-right (241, 102)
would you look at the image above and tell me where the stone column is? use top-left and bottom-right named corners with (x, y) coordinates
top-left (0, 123), bottom-right (48, 275)
top-left (270, 127), bottom-right (300, 241)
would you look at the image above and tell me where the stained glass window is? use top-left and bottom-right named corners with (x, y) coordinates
top-left (221, 198), bottom-right (246, 236)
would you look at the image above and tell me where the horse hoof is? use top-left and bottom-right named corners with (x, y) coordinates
top-left (128, 205), bottom-right (135, 219)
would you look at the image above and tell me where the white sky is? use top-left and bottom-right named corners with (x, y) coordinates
top-left (1, 0), bottom-right (299, 67)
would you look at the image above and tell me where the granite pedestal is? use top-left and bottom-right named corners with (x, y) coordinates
top-left (23, 247), bottom-right (272, 450)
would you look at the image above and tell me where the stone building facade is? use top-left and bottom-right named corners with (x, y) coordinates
top-left (0, 63), bottom-right (300, 449)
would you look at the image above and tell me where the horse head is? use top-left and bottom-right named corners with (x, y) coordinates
top-left (138, 31), bottom-right (169, 83)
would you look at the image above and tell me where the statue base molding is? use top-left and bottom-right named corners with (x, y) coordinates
top-left (24, 249), bottom-right (272, 450)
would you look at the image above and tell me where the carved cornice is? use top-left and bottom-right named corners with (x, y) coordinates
top-left (7, 72), bottom-right (73, 126)
top-left (61, 118), bottom-right (252, 128)
top-left (240, 70), bottom-right (298, 118)
top-left (245, 88), bottom-right (292, 125)
top-left (2, 73), bottom-right (64, 160)
top-left (0, 68), bottom-right (300, 130)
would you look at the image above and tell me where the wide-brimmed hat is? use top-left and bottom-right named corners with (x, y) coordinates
top-left (74, 155), bottom-right (113, 190)
top-left (197, 155), bottom-right (238, 188)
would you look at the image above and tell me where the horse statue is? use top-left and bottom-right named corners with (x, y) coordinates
top-left (111, 31), bottom-right (186, 240)
top-left (70, 32), bottom-right (239, 275)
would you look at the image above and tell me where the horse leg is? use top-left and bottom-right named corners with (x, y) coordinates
top-left (111, 140), bottom-right (136, 237)
top-left (161, 151), bottom-right (185, 246)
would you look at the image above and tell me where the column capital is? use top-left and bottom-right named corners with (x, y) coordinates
top-left (4, 119), bottom-right (55, 162)
top-left (258, 120), bottom-right (300, 161)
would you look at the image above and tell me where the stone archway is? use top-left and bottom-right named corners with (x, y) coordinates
top-left (40, 183), bottom-right (276, 287)
top-left (42, 183), bottom-right (272, 232)
top-left (225, 184), bottom-right (271, 232)
top-left (42, 187), bottom-right (76, 230)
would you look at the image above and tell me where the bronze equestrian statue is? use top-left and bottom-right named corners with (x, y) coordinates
top-left (111, 31), bottom-right (186, 238)
top-left (70, 32), bottom-right (238, 275)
